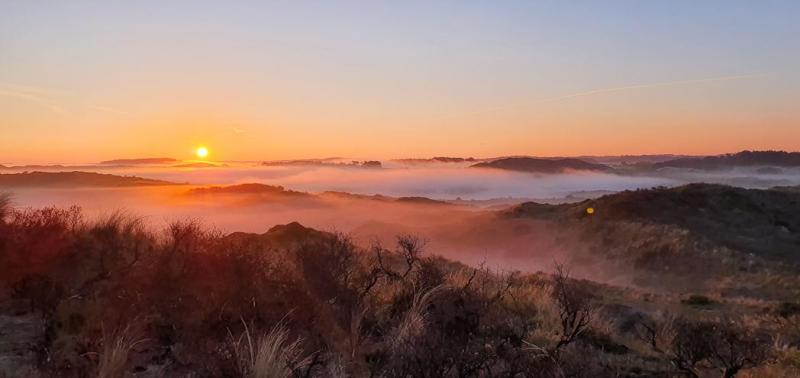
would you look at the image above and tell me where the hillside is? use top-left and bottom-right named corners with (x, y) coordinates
top-left (2, 201), bottom-right (797, 377)
top-left (506, 183), bottom-right (800, 298)
top-left (653, 150), bottom-right (800, 170)
top-left (472, 157), bottom-right (612, 173)
top-left (0, 171), bottom-right (178, 188)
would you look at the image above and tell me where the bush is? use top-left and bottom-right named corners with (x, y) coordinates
top-left (0, 202), bottom-right (780, 377)
top-left (682, 294), bottom-right (714, 306)
top-left (775, 302), bottom-right (800, 318)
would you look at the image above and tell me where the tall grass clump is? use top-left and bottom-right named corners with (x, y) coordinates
top-left (391, 284), bottom-right (445, 352)
top-left (232, 321), bottom-right (313, 378)
top-left (0, 192), bottom-right (11, 221)
top-left (96, 324), bottom-right (145, 378)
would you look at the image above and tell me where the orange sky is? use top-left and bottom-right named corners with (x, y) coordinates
top-left (2, 2), bottom-right (799, 163)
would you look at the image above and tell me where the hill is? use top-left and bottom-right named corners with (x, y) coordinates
top-left (224, 221), bottom-right (331, 248)
top-left (172, 162), bottom-right (226, 168)
top-left (0, 171), bottom-right (178, 188)
top-left (506, 183), bottom-right (800, 298)
top-left (99, 157), bottom-right (177, 165)
top-left (185, 183), bottom-right (311, 198)
top-left (472, 157), bottom-right (612, 173)
top-left (1, 202), bottom-right (796, 377)
top-left (393, 156), bottom-right (479, 165)
top-left (261, 159), bottom-right (381, 168)
top-left (184, 183), bottom-right (454, 207)
top-left (653, 150), bottom-right (800, 170)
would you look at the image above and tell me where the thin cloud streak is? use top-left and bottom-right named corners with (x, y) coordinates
top-left (543, 73), bottom-right (767, 103)
top-left (230, 127), bottom-right (247, 135)
top-left (0, 83), bottom-right (132, 117)
top-left (426, 73), bottom-right (767, 123)
top-left (0, 88), bottom-right (70, 115)
top-left (87, 105), bottom-right (134, 116)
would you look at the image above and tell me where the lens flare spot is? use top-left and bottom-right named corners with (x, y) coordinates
top-left (586, 207), bottom-right (595, 215)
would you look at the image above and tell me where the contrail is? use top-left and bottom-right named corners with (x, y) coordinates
top-left (426, 73), bottom-right (766, 122)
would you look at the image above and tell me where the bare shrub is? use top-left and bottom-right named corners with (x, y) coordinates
top-left (670, 318), bottom-right (772, 378)
top-left (551, 264), bottom-right (596, 354)
top-left (631, 311), bottom-right (676, 354)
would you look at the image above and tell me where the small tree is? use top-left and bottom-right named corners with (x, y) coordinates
top-left (551, 264), bottom-right (595, 354)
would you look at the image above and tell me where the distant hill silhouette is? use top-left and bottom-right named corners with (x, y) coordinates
top-left (576, 154), bottom-right (693, 165)
top-left (394, 156), bottom-right (479, 164)
top-left (472, 157), bottom-right (611, 173)
top-left (262, 159), bottom-right (382, 168)
top-left (184, 183), bottom-right (453, 207)
top-left (394, 196), bottom-right (452, 206)
top-left (0, 171), bottom-right (178, 188)
top-left (0, 164), bottom-right (127, 171)
top-left (653, 150), bottom-right (800, 170)
top-left (185, 183), bottom-right (310, 197)
top-left (99, 157), bottom-right (177, 165)
top-left (172, 162), bottom-right (225, 168)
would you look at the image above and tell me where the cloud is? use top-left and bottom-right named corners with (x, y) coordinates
top-left (0, 82), bottom-right (132, 117)
top-left (87, 105), bottom-right (133, 116)
top-left (427, 73), bottom-right (767, 122)
top-left (543, 73), bottom-right (767, 103)
top-left (0, 87), bottom-right (70, 115)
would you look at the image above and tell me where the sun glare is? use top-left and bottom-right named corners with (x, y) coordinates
top-left (196, 146), bottom-right (209, 159)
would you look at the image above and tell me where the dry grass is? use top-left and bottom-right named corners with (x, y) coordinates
top-left (96, 324), bottom-right (144, 378)
top-left (391, 285), bottom-right (445, 352)
top-left (232, 321), bottom-right (313, 378)
top-left (0, 192), bottom-right (11, 221)
top-left (323, 355), bottom-right (348, 378)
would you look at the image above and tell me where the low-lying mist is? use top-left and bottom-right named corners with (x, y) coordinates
top-left (3, 183), bottom-right (587, 278)
top-left (100, 164), bottom-right (682, 200)
top-left (5, 163), bottom-right (800, 287)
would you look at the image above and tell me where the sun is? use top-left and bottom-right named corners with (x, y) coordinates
top-left (195, 146), bottom-right (209, 159)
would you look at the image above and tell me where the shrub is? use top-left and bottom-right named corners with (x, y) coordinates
top-left (682, 294), bottom-right (714, 306)
top-left (775, 302), bottom-right (800, 318)
top-left (670, 318), bottom-right (772, 378)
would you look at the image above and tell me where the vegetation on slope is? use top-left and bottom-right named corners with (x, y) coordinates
top-left (0, 198), bottom-right (799, 377)
top-left (507, 183), bottom-right (800, 298)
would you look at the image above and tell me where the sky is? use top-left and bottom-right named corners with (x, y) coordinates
top-left (1, 1), bottom-right (799, 163)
